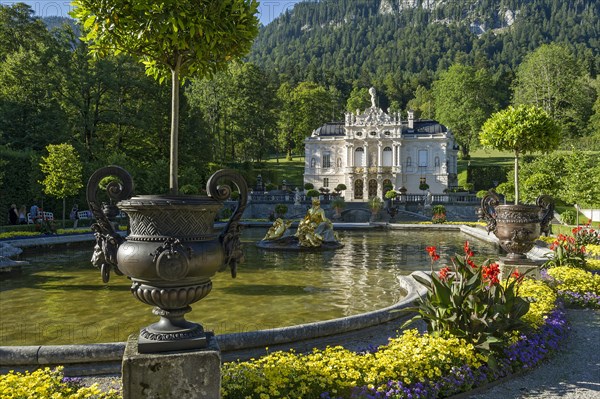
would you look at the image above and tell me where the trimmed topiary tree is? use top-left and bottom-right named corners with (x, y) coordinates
top-left (480, 105), bottom-right (559, 204)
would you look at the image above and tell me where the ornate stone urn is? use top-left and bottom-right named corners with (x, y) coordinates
top-left (87, 166), bottom-right (247, 353)
top-left (480, 191), bottom-right (554, 264)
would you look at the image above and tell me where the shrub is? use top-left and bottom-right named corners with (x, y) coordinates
top-left (476, 190), bottom-right (489, 199)
top-left (384, 190), bottom-right (397, 200)
top-left (305, 189), bottom-right (320, 198)
top-left (560, 210), bottom-right (577, 225)
top-left (368, 196), bottom-right (383, 212)
top-left (304, 182), bottom-right (314, 190)
top-left (274, 203), bottom-right (288, 217)
top-left (334, 183), bottom-right (347, 192)
top-left (432, 205), bottom-right (446, 224)
top-left (331, 197), bottom-right (346, 211)
top-left (463, 183), bottom-right (474, 192)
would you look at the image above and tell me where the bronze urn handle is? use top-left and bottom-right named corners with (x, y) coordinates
top-left (207, 169), bottom-right (248, 278)
top-left (480, 190), bottom-right (501, 234)
top-left (86, 165), bottom-right (135, 282)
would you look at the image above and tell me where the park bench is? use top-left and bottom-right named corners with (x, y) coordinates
top-left (27, 211), bottom-right (54, 224)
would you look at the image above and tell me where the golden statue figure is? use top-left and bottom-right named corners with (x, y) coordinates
top-left (263, 218), bottom-right (292, 241)
top-left (295, 197), bottom-right (337, 247)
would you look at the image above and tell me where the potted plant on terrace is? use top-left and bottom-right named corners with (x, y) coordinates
top-left (73, 0), bottom-right (259, 353)
top-left (479, 105), bottom-right (559, 263)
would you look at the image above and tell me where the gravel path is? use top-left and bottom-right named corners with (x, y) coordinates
top-left (80, 310), bottom-right (600, 398)
top-left (466, 309), bottom-right (600, 399)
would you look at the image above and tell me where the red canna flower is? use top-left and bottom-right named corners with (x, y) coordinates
top-left (482, 262), bottom-right (500, 286)
top-left (425, 246), bottom-right (440, 261)
top-left (463, 241), bottom-right (474, 258)
top-left (438, 266), bottom-right (451, 281)
top-left (467, 259), bottom-right (477, 269)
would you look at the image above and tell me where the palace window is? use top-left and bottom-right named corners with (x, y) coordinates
top-left (418, 149), bottom-right (428, 167)
top-left (323, 178), bottom-right (329, 188)
top-left (322, 153), bottom-right (331, 168)
top-left (382, 147), bottom-right (393, 167)
top-left (354, 147), bottom-right (365, 166)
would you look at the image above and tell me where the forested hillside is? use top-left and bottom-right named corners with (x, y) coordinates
top-left (250, 0), bottom-right (599, 108)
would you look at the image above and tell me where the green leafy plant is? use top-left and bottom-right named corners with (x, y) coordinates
top-left (560, 210), bottom-right (577, 225)
top-left (71, 0), bottom-right (259, 194)
top-left (384, 190), bottom-right (397, 200)
top-left (334, 183), bottom-right (347, 192)
top-left (404, 243), bottom-right (531, 365)
top-left (305, 189), bottom-right (320, 198)
top-left (544, 233), bottom-right (587, 269)
top-left (480, 105), bottom-right (559, 204)
top-left (304, 183), bottom-right (315, 190)
top-left (331, 197), bottom-right (346, 212)
top-left (39, 143), bottom-right (83, 228)
top-left (368, 196), bottom-right (383, 212)
top-left (419, 182), bottom-right (430, 191)
top-left (432, 205), bottom-right (447, 224)
top-left (274, 203), bottom-right (288, 217)
top-left (265, 182), bottom-right (277, 191)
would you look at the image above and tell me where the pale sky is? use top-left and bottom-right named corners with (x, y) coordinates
top-left (1, 0), bottom-right (300, 27)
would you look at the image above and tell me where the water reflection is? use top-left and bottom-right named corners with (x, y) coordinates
top-left (0, 228), bottom-right (498, 345)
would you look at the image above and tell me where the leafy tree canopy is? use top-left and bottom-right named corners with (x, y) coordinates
top-left (71, 0), bottom-right (260, 83)
top-left (480, 105), bottom-right (559, 203)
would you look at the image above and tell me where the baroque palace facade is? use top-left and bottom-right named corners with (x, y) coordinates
top-left (303, 88), bottom-right (459, 202)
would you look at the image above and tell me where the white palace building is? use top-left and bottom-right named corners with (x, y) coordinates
top-left (303, 88), bottom-right (459, 201)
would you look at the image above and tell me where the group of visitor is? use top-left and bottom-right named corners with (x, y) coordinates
top-left (5, 203), bottom-right (79, 227)
top-left (6, 204), bottom-right (27, 225)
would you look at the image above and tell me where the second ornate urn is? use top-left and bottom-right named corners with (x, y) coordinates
top-left (480, 191), bottom-right (554, 264)
top-left (87, 166), bottom-right (247, 353)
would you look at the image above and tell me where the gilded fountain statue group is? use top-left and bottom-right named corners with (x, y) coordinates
top-left (257, 197), bottom-right (344, 250)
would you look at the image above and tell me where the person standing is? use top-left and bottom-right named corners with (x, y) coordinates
top-left (8, 204), bottom-right (18, 225)
top-left (29, 203), bottom-right (39, 224)
top-left (70, 204), bottom-right (79, 228)
top-left (18, 205), bottom-right (27, 224)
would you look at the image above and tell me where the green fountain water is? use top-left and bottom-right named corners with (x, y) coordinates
top-left (0, 228), bottom-right (498, 346)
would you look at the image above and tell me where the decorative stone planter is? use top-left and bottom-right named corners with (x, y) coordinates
top-left (87, 166), bottom-right (247, 353)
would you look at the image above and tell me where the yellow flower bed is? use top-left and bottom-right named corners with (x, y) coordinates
top-left (586, 244), bottom-right (600, 258)
top-left (222, 330), bottom-right (492, 398)
top-left (586, 259), bottom-right (600, 271)
top-left (518, 279), bottom-right (556, 327)
top-left (0, 367), bottom-right (119, 399)
top-left (547, 266), bottom-right (600, 295)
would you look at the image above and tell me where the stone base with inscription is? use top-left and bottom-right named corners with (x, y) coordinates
top-left (122, 332), bottom-right (221, 399)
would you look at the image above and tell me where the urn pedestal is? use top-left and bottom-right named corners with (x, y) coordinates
top-left (480, 191), bottom-right (553, 264)
top-left (87, 166), bottom-right (247, 353)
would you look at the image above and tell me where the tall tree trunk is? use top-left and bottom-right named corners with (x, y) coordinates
top-left (62, 197), bottom-right (66, 229)
top-left (514, 151), bottom-right (520, 204)
top-left (170, 63), bottom-right (180, 195)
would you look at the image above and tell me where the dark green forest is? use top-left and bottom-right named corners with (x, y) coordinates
top-left (250, 0), bottom-right (599, 110)
top-left (1, 0), bottom-right (599, 217)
